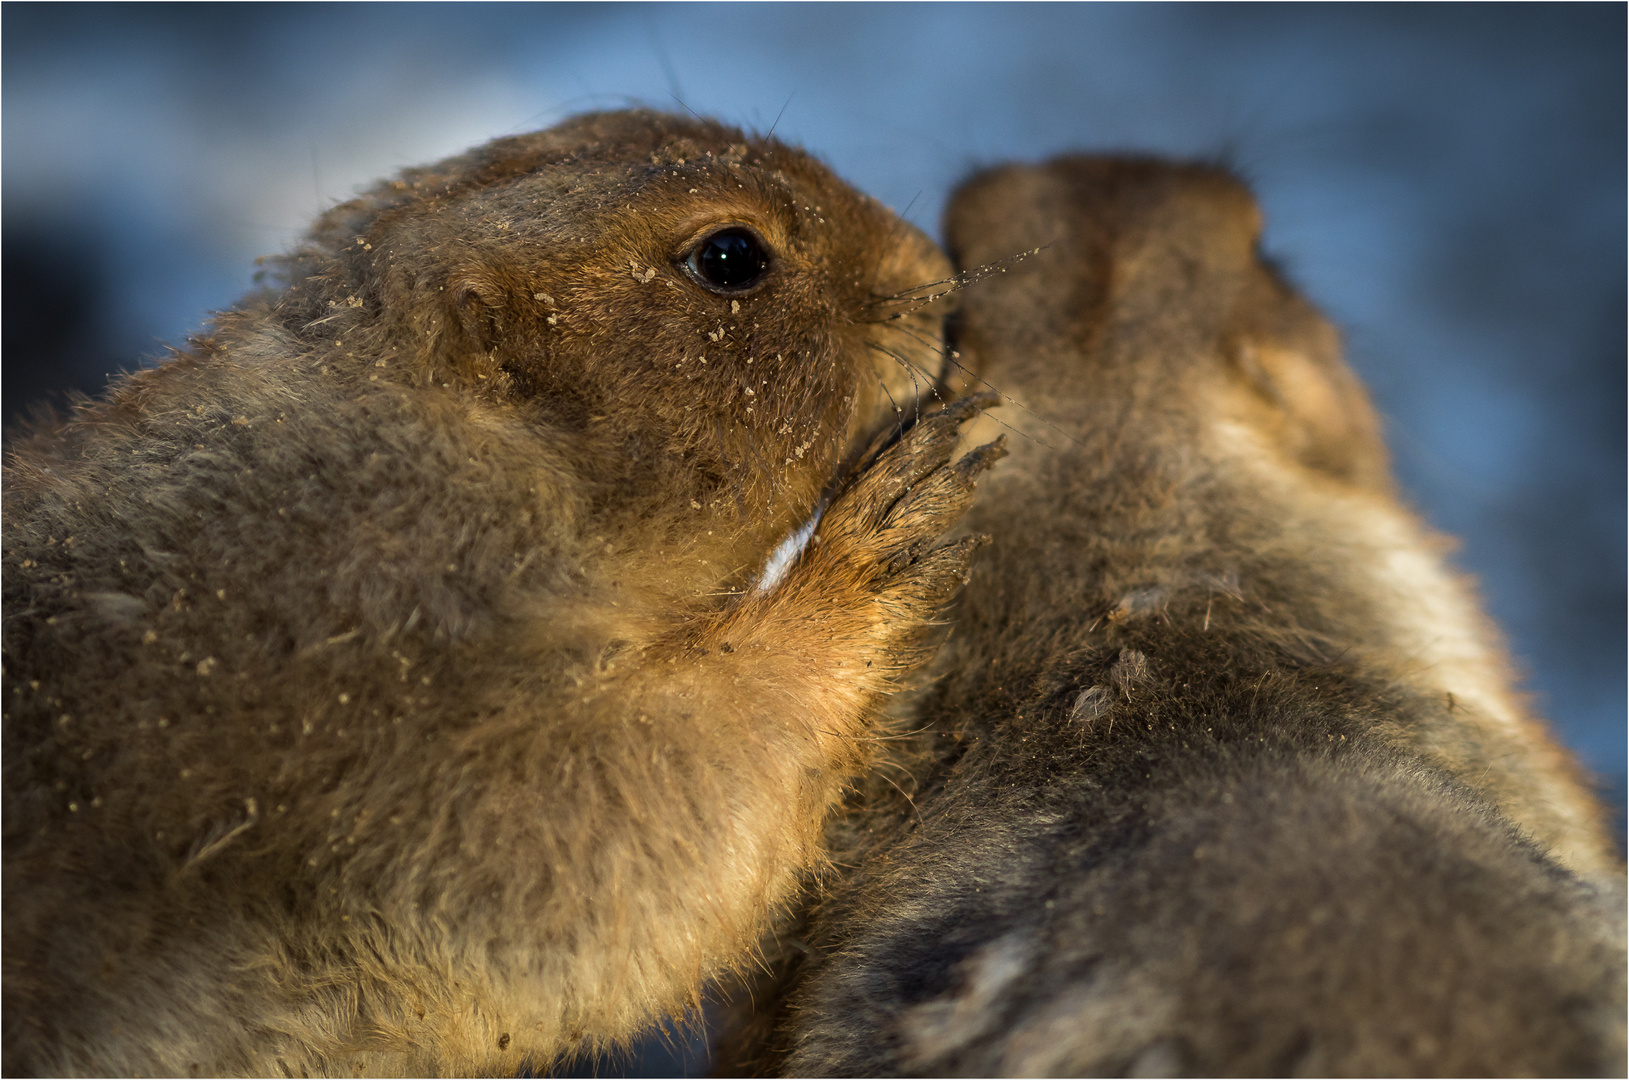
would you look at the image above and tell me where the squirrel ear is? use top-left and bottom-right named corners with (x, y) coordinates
top-left (1229, 333), bottom-right (1392, 492)
top-left (449, 274), bottom-right (507, 350)
top-left (426, 272), bottom-right (526, 396)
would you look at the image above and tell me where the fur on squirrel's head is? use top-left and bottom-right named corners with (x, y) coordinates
top-left (259, 110), bottom-right (957, 528)
top-left (948, 156), bottom-right (1388, 492)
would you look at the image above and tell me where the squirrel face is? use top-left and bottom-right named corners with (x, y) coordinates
top-left (256, 110), bottom-right (954, 552)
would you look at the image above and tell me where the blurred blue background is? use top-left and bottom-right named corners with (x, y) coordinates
top-left (4, 4), bottom-right (1623, 1073)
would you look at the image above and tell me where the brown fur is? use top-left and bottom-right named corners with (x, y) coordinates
top-left (0, 110), bottom-right (1000, 1076)
top-left (718, 157), bottom-right (1626, 1076)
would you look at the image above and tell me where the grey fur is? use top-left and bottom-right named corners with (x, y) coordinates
top-left (719, 157), bottom-right (1626, 1077)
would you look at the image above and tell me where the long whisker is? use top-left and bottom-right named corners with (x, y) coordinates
top-left (865, 242), bottom-right (1085, 455)
top-left (900, 343), bottom-right (926, 425)
top-left (867, 245), bottom-right (1048, 319)
top-left (867, 336), bottom-right (1060, 454)
top-left (766, 92), bottom-right (794, 140)
top-left (896, 190), bottom-right (922, 227)
top-left (866, 340), bottom-right (948, 411)
top-left (666, 92), bottom-right (706, 125)
top-left (883, 319), bottom-right (1081, 453)
top-left (879, 191), bottom-right (926, 254)
top-left (875, 373), bottom-right (906, 435)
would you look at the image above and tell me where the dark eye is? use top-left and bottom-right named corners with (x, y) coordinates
top-left (686, 228), bottom-right (769, 292)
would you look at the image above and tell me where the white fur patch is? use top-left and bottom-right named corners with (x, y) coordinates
top-left (757, 507), bottom-right (823, 592)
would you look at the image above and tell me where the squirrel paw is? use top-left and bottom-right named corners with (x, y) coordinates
top-left (814, 392), bottom-right (1007, 616)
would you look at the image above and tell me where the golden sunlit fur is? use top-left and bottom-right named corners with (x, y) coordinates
top-left (1, 111), bottom-right (998, 1076)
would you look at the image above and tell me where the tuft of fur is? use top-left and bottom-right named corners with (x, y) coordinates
top-left (1, 110), bottom-right (999, 1077)
top-left (718, 157), bottom-right (1626, 1077)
